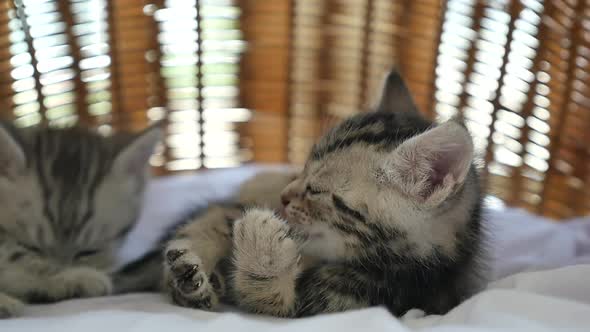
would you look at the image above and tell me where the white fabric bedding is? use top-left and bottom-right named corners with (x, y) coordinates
top-left (3, 166), bottom-right (590, 331)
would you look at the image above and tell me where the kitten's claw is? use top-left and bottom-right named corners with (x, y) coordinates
top-left (176, 264), bottom-right (202, 293)
top-left (166, 249), bottom-right (186, 263)
top-left (172, 262), bottom-right (198, 280)
top-left (164, 242), bottom-right (219, 311)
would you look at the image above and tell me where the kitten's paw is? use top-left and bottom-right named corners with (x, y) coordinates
top-left (233, 209), bottom-right (301, 277)
top-left (0, 293), bottom-right (24, 319)
top-left (164, 242), bottom-right (219, 310)
top-left (53, 267), bottom-right (113, 299)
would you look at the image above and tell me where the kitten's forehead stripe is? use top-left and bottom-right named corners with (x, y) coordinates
top-left (310, 112), bottom-right (431, 160)
top-left (10, 125), bottom-right (124, 241)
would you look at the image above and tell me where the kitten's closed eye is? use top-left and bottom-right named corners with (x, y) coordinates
top-left (306, 184), bottom-right (328, 195)
top-left (19, 243), bottom-right (42, 256)
top-left (74, 249), bottom-right (101, 259)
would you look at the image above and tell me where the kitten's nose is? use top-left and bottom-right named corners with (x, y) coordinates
top-left (280, 179), bottom-right (300, 207)
top-left (280, 192), bottom-right (291, 206)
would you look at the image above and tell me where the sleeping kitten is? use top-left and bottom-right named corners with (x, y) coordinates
top-left (0, 122), bottom-right (162, 318)
top-left (163, 70), bottom-right (485, 317)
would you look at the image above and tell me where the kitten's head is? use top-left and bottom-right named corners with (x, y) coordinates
top-left (0, 122), bottom-right (162, 271)
top-left (280, 71), bottom-right (480, 262)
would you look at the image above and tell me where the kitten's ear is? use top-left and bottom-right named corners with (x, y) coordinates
top-left (376, 70), bottom-right (419, 114)
top-left (112, 121), bottom-right (164, 175)
top-left (381, 120), bottom-right (474, 207)
top-left (0, 124), bottom-right (25, 177)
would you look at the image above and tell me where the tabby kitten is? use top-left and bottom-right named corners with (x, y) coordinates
top-left (0, 122), bottom-right (162, 318)
top-left (163, 70), bottom-right (485, 317)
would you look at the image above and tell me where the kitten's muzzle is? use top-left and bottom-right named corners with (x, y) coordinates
top-left (280, 192), bottom-right (291, 207)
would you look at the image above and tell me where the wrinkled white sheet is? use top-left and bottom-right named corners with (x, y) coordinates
top-left (3, 166), bottom-right (590, 331)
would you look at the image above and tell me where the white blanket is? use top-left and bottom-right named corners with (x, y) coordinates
top-left (3, 166), bottom-right (590, 331)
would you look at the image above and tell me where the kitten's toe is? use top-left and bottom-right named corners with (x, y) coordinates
top-left (169, 272), bottom-right (219, 310)
top-left (172, 263), bottom-right (203, 293)
top-left (234, 209), bottom-right (301, 275)
top-left (209, 270), bottom-right (225, 294)
top-left (166, 249), bottom-right (186, 264)
top-left (164, 244), bottom-right (219, 311)
top-left (0, 294), bottom-right (24, 319)
top-left (165, 247), bottom-right (204, 294)
top-left (171, 286), bottom-right (218, 310)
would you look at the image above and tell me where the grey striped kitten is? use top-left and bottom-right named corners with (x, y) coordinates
top-left (162, 71), bottom-right (485, 317)
top-left (0, 122), bottom-right (162, 318)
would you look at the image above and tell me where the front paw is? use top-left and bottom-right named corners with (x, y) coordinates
top-left (0, 293), bottom-right (24, 319)
top-left (163, 241), bottom-right (219, 310)
top-left (43, 268), bottom-right (112, 302)
top-left (233, 209), bottom-right (301, 277)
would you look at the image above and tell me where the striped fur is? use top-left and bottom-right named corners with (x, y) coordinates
top-left (0, 122), bottom-right (161, 318)
top-left (164, 70), bottom-right (485, 318)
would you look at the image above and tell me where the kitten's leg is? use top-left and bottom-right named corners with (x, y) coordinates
top-left (0, 265), bottom-right (112, 304)
top-left (232, 209), bottom-right (303, 317)
top-left (0, 268), bottom-right (110, 317)
top-left (292, 265), bottom-right (371, 317)
top-left (42, 267), bottom-right (112, 302)
top-left (0, 292), bottom-right (24, 319)
top-left (164, 205), bottom-right (237, 310)
top-left (232, 209), bottom-right (368, 317)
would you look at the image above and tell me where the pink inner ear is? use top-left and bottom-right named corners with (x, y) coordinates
top-left (422, 141), bottom-right (471, 201)
top-left (430, 156), bottom-right (448, 190)
top-left (431, 143), bottom-right (468, 181)
top-left (425, 152), bottom-right (457, 199)
top-left (389, 122), bottom-right (473, 204)
top-left (413, 157), bottom-right (445, 200)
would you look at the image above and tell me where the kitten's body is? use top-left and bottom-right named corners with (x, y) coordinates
top-left (163, 71), bottom-right (486, 317)
top-left (0, 122), bottom-right (161, 318)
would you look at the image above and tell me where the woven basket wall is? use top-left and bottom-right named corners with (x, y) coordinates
top-left (0, 0), bottom-right (588, 219)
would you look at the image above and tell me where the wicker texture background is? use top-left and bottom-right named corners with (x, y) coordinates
top-left (0, 0), bottom-right (588, 219)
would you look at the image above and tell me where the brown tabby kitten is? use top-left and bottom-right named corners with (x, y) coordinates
top-left (162, 70), bottom-right (485, 317)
